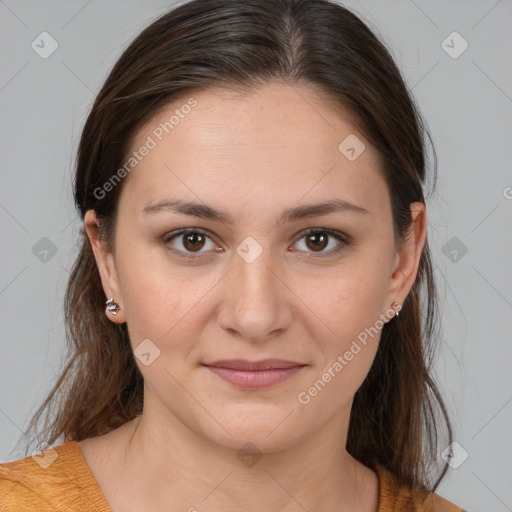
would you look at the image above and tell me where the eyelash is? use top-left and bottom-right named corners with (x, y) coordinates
top-left (162, 228), bottom-right (350, 260)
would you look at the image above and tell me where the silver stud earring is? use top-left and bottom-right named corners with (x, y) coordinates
top-left (393, 301), bottom-right (401, 317)
top-left (105, 298), bottom-right (120, 316)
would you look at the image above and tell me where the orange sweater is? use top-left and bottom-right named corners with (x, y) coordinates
top-left (0, 440), bottom-right (466, 511)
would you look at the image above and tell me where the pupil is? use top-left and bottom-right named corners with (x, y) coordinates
top-left (309, 233), bottom-right (327, 251)
top-left (185, 233), bottom-right (204, 251)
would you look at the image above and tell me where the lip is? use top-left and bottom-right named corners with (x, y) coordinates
top-left (203, 359), bottom-right (304, 370)
top-left (202, 359), bottom-right (307, 389)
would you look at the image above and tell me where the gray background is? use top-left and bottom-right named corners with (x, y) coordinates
top-left (1, 1), bottom-right (511, 510)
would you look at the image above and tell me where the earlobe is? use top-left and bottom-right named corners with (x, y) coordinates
top-left (83, 210), bottom-right (127, 323)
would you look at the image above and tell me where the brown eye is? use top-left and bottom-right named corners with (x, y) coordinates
top-left (182, 232), bottom-right (206, 252)
top-left (163, 227), bottom-right (350, 261)
top-left (163, 229), bottom-right (217, 259)
top-left (304, 231), bottom-right (329, 252)
top-left (293, 228), bottom-right (349, 258)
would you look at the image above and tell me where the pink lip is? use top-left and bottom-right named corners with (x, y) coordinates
top-left (202, 359), bottom-right (307, 389)
top-left (204, 365), bottom-right (305, 388)
top-left (203, 359), bottom-right (304, 371)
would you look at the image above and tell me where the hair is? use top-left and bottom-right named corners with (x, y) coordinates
top-left (20, 0), bottom-right (453, 497)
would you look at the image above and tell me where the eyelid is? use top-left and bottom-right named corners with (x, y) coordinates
top-left (162, 228), bottom-right (219, 259)
top-left (291, 228), bottom-right (350, 258)
top-left (162, 227), bottom-right (351, 259)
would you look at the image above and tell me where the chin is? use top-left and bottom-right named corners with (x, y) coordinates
top-left (216, 432), bottom-right (297, 457)
top-left (199, 411), bottom-right (302, 454)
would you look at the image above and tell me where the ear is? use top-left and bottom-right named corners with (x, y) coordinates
top-left (384, 202), bottom-right (427, 320)
top-left (84, 209), bottom-right (127, 324)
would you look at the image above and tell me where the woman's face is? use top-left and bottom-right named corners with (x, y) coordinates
top-left (86, 82), bottom-right (425, 452)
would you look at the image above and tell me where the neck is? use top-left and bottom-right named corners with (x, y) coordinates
top-left (114, 401), bottom-right (378, 512)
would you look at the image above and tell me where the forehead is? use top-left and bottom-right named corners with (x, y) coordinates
top-left (120, 82), bottom-right (389, 218)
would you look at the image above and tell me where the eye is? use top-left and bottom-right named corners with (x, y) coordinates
top-left (163, 228), bottom-right (218, 259)
top-left (163, 227), bottom-right (350, 260)
top-left (292, 228), bottom-right (350, 258)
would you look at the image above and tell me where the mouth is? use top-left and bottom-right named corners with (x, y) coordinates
top-left (202, 359), bottom-right (307, 389)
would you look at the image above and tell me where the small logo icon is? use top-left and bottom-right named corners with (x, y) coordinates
top-left (442, 236), bottom-right (468, 263)
top-left (338, 134), bottom-right (366, 161)
top-left (236, 236), bottom-right (263, 264)
top-left (134, 338), bottom-right (161, 366)
top-left (441, 32), bottom-right (468, 59)
top-left (31, 442), bottom-right (58, 469)
top-left (32, 237), bottom-right (58, 263)
top-left (31, 32), bottom-right (59, 59)
top-left (441, 441), bottom-right (469, 469)
top-left (236, 442), bottom-right (262, 468)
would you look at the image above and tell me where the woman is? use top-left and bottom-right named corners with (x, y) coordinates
top-left (0, 0), bottom-right (466, 510)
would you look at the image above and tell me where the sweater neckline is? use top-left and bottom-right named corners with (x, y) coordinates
top-left (64, 439), bottom-right (392, 511)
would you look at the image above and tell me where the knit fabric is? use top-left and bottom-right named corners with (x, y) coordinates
top-left (0, 440), bottom-right (466, 511)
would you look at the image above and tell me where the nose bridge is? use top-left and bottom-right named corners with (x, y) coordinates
top-left (218, 236), bottom-right (291, 341)
top-left (233, 235), bottom-right (281, 305)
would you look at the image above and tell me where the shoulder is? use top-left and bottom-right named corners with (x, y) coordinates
top-left (419, 492), bottom-right (468, 512)
top-left (372, 462), bottom-right (467, 512)
top-left (0, 440), bottom-right (106, 512)
top-left (0, 443), bottom-right (62, 510)
top-left (0, 456), bottom-right (51, 510)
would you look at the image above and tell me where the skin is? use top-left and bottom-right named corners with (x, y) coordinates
top-left (82, 82), bottom-right (427, 512)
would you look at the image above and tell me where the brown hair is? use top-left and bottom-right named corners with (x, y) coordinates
top-left (20, 0), bottom-right (453, 495)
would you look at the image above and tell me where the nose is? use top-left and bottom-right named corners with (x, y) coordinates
top-left (216, 246), bottom-right (294, 344)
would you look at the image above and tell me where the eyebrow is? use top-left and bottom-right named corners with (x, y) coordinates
top-left (142, 198), bottom-right (370, 225)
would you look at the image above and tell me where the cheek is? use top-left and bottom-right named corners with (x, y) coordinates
top-left (304, 258), bottom-right (389, 384)
top-left (116, 245), bottom-right (221, 344)
top-left (314, 263), bottom-right (389, 338)
top-left (300, 284), bottom-right (383, 413)
top-left (303, 339), bottom-right (379, 419)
